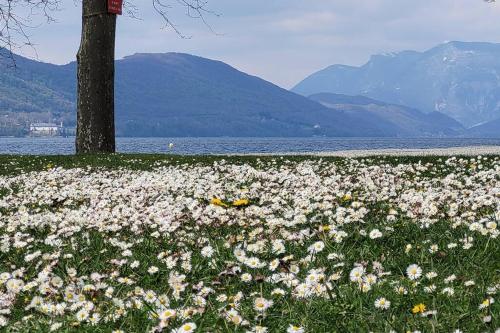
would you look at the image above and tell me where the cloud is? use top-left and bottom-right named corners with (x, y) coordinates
top-left (274, 12), bottom-right (338, 33)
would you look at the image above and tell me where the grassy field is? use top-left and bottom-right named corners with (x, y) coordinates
top-left (0, 154), bottom-right (499, 332)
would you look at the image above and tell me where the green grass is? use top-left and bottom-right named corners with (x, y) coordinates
top-left (0, 154), bottom-right (499, 332)
top-left (0, 153), bottom-right (487, 176)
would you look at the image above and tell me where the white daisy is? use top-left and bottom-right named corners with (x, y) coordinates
top-left (374, 297), bottom-right (391, 310)
top-left (369, 229), bottom-right (383, 239)
top-left (406, 264), bottom-right (422, 280)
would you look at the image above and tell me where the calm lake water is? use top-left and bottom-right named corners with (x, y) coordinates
top-left (0, 137), bottom-right (499, 155)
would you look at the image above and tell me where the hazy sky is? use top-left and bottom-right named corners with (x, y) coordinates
top-left (16, 0), bottom-right (500, 88)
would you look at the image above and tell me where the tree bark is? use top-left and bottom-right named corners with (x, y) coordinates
top-left (76, 0), bottom-right (116, 154)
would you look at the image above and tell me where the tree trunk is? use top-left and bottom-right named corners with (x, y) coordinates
top-left (76, 0), bottom-right (116, 154)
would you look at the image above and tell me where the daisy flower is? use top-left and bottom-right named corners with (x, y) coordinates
top-left (349, 266), bottom-right (365, 283)
top-left (148, 266), bottom-right (159, 275)
top-left (308, 241), bottom-right (325, 254)
top-left (369, 229), bottom-right (383, 239)
top-left (173, 322), bottom-right (197, 333)
top-left (201, 246), bottom-right (214, 258)
top-left (287, 325), bottom-right (305, 333)
top-left (254, 297), bottom-right (273, 312)
top-left (374, 297), bottom-right (391, 310)
top-left (406, 264), bottom-right (422, 280)
top-left (241, 273), bottom-right (252, 283)
top-left (159, 309), bottom-right (176, 321)
top-left (75, 309), bottom-right (89, 322)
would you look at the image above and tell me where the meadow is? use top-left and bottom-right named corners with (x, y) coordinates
top-left (0, 154), bottom-right (498, 333)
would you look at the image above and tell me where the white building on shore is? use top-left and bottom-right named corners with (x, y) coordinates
top-left (29, 122), bottom-right (63, 137)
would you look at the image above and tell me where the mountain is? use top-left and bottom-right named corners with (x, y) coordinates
top-left (0, 50), bottom-right (474, 137)
top-left (0, 51), bottom-right (76, 125)
top-left (0, 51), bottom-right (368, 137)
top-left (293, 41), bottom-right (500, 127)
top-left (465, 118), bottom-right (500, 138)
top-left (112, 53), bottom-right (361, 137)
top-left (309, 93), bottom-right (464, 137)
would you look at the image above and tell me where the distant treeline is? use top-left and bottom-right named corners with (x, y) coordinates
top-left (0, 126), bottom-right (27, 137)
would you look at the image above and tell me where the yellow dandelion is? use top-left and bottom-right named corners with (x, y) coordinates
top-left (210, 198), bottom-right (228, 207)
top-left (232, 199), bottom-right (249, 207)
top-left (412, 303), bottom-right (426, 314)
top-left (342, 194), bottom-right (352, 202)
top-left (319, 225), bottom-right (331, 232)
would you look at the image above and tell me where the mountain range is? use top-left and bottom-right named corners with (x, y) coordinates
top-left (0, 42), bottom-right (499, 138)
top-left (309, 93), bottom-right (464, 137)
top-left (293, 41), bottom-right (500, 132)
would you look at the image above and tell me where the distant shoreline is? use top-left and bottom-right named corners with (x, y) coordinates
top-left (227, 145), bottom-right (500, 157)
top-left (1, 137), bottom-right (499, 156)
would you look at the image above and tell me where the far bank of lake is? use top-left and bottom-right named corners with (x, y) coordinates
top-left (0, 137), bottom-right (499, 155)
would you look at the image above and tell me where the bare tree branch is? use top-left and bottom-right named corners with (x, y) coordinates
top-left (153, 0), bottom-right (218, 38)
top-left (1, 0), bottom-right (216, 61)
top-left (123, 1), bottom-right (141, 20)
top-left (0, 0), bottom-right (61, 62)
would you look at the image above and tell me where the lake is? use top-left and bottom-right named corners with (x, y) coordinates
top-left (0, 137), bottom-right (499, 155)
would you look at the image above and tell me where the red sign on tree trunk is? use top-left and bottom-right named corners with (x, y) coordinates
top-left (108, 0), bottom-right (123, 15)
